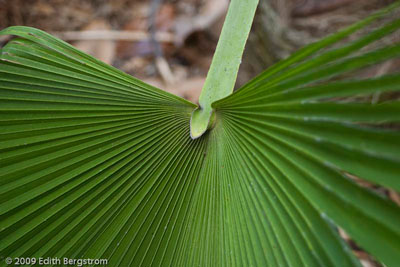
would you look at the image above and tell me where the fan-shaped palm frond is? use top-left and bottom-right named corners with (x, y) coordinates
top-left (1, 2), bottom-right (400, 267)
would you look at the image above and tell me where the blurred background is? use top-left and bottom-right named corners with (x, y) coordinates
top-left (1, 0), bottom-right (399, 266)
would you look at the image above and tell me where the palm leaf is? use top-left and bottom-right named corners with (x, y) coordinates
top-left (1, 3), bottom-right (400, 266)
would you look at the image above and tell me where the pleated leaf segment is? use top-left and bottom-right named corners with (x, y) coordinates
top-left (1, 1), bottom-right (400, 266)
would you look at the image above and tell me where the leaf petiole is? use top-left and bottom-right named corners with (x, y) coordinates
top-left (190, 0), bottom-right (259, 139)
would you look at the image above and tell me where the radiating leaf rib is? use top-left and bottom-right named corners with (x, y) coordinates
top-left (0, 118), bottom-right (177, 213)
top-left (247, 74), bottom-right (400, 106)
top-left (224, 102), bottom-right (400, 123)
top-left (226, 147), bottom-right (318, 267)
top-left (232, 2), bottom-right (400, 98)
top-left (0, 26), bottom-right (209, 267)
top-left (0, 70), bottom-right (156, 103)
top-left (146, 142), bottom-right (206, 267)
top-left (178, 132), bottom-right (271, 267)
top-left (222, 117), bottom-right (359, 267)
top-left (0, 117), bottom-right (166, 196)
top-left (0, 37), bottom-right (191, 109)
top-left (114, 138), bottom-right (204, 266)
top-left (0, 117), bottom-right (187, 252)
top-left (0, 27), bottom-right (191, 105)
top-left (236, 115), bottom-right (400, 161)
top-left (64, 129), bottom-right (194, 260)
top-left (219, 145), bottom-right (285, 267)
top-left (222, 114), bottom-right (400, 265)
top-left (216, 43), bottom-right (400, 107)
top-left (1, 4), bottom-right (400, 266)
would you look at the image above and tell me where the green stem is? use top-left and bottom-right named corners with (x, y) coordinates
top-left (190, 0), bottom-right (259, 139)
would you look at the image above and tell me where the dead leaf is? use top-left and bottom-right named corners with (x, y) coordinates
top-left (73, 20), bottom-right (115, 64)
top-left (389, 189), bottom-right (400, 206)
top-left (174, 0), bottom-right (228, 45)
top-left (144, 76), bottom-right (205, 103)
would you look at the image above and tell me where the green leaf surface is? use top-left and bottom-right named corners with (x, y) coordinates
top-left (190, 0), bottom-right (259, 139)
top-left (1, 3), bottom-right (400, 266)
